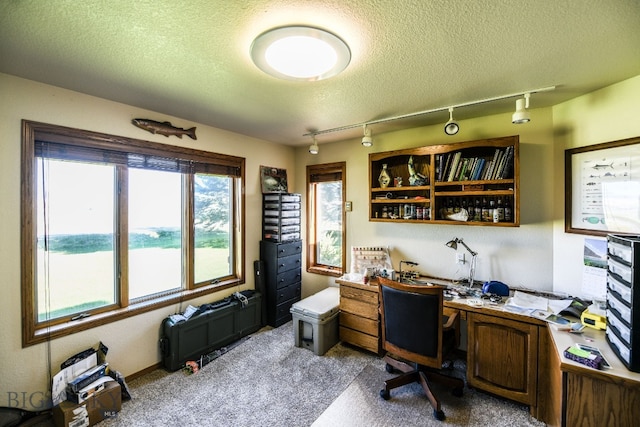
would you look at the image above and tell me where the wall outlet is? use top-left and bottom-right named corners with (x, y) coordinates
top-left (456, 253), bottom-right (465, 264)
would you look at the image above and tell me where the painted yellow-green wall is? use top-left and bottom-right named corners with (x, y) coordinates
top-left (295, 97), bottom-right (557, 296)
top-left (552, 75), bottom-right (640, 296)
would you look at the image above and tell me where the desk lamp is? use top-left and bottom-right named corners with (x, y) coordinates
top-left (445, 238), bottom-right (478, 288)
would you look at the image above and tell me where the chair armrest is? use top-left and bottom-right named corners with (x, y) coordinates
top-left (443, 309), bottom-right (459, 330)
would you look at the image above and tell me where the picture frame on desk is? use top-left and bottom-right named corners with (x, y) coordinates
top-left (565, 136), bottom-right (640, 236)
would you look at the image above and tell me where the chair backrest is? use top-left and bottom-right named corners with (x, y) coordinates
top-left (378, 277), bottom-right (445, 368)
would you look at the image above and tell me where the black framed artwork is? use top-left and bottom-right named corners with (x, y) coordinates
top-left (260, 165), bottom-right (288, 193)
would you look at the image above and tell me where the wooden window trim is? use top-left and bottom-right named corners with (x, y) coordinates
top-left (21, 120), bottom-right (245, 347)
top-left (306, 162), bottom-right (346, 277)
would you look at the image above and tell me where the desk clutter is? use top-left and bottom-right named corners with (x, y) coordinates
top-left (51, 342), bottom-right (130, 427)
top-left (564, 343), bottom-right (612, 370)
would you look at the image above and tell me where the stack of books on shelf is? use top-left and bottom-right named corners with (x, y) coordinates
top-left (436, 146), bottom-right (514, 182)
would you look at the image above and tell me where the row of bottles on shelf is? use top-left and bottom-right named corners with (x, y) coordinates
top-left (374, 203), bottom-right (431, 220)
top-left (439, 196), bottom-right (513, 222)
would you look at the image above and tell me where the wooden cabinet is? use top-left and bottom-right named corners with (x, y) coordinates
top-left (260, 240), bottom-right (302, 327)
top-left (544, 320), bottom-right (640, 427)
top-left (466, 312), bottom-right (539, 406)
top-left (336, 279), bottom-right (381, 354)
top-left (369, 135), bottom-right (519, 226)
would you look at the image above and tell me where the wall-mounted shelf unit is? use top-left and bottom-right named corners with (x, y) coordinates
top-left (369, 135), bottom-right (519, 226)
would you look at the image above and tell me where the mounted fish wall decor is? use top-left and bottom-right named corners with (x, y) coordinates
top-left (132, 118), bottom-right (197, 140)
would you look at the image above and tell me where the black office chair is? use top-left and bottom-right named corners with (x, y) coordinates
top-left (378, 277), bottom-right (464, 421)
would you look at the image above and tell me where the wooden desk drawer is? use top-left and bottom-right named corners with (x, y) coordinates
top-left (340, 286), bottom-right (378, 305)
top-left (340, 311), bottom-right (378, 337)
top-left (340, 326), bottom-right (379, 354)
top-left (340, 297), bottom-right (378, 320)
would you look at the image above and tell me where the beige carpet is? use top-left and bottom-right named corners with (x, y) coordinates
top-left (87, 322), bottom-right (543, 426)
top-left (312, 363), bottom-right (545, 427)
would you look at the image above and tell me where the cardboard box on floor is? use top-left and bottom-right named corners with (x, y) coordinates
top-left (53, 381), bottom-right (121, 427)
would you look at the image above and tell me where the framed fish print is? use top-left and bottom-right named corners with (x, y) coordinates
top-left (260, 165), bottom-right (288, 193)
top-left (565, 136), bottom-right (640, 235)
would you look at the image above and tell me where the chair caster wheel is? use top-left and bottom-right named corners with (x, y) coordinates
top-left (385, 363), bottom-right (394, 373)
top-left (453, 387), bottom-right (463, 397)
top-left (380, 389), bottom-right (390, 400)
top-left (433, 409), bottom-right (445, 421)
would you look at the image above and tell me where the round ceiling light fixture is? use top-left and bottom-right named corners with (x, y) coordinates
top-left (251, 26), bottom-right (351, 81)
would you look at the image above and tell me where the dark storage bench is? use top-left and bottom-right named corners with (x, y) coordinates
top-left (160, 291), bottom-right (262, 371)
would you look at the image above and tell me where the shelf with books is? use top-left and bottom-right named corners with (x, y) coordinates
top-left (368, 135), bottom-right (519, 226)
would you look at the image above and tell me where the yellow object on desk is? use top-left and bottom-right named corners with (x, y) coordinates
top-left (581, 308), bottom-right (606, 330)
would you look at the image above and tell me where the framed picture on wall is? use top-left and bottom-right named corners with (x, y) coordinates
top-left (565, 136), bottom-right (640, 236)
top-left (260, 165), bottom-right (288, 193)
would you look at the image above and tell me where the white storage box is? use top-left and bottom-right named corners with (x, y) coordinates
top-left (290, 287), bottom-right (340, 355)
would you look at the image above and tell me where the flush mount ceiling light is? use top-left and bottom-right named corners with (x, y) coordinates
top-left (361, 124), bottom-right (373, 147)
top-left (309, 136), bottom-right (319, 154)
top-left (512, 93), bottom-right (531, 124)
top-left (251, 26), bottom-right (351, 81)
top-left (444, 107), bottom-right (460, 135)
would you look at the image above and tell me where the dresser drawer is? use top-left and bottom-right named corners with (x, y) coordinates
top-left (275, 269), bottom-right (301, 289)
top-left (275, 282), bottom-right (301, 304)
top-left (275, 253), bottom-right (301, 274)
top-left (274, 297), bottom-right (300, 323)
top-left (275, 241), bottom-right (303, 258)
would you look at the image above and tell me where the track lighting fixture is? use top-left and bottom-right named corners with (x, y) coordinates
top-left (444, 107), bottom-right (459, 135)
top-left (309, 136), bottom-right (319, 154)
top-left (302, 86), bottom-right (554, 140)
top-left (361, 124), bottom-right (373, 147)
top-left (512, 93), bottom-right (531, 124)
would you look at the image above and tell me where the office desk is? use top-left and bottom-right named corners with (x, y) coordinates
top-left (544, 325), bottom-right (640, 427)
top-left (336, 277), bottom-right (546, 416)
top-left (443, 298), bottom-right (547, 417)
top-left (337, 276), bottom-right (640, 425)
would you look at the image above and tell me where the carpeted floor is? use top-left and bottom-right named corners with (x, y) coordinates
top-left (17, 322), bottom-right (546, 426)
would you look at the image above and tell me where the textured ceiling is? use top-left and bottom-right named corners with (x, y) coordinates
top-left (1, 0), bottom-right (640, 146)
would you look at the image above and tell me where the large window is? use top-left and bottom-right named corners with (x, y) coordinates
top-left (306, 162), bottom-right (346, 276)
top-left (21, 120), bottom-right (245, 346)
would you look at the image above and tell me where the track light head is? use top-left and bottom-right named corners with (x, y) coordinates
top-left (444, 107), bottom-right (459, 135)
top-left (309, 136), bottom-right (319, 154)
top-left (512, 93), bottom-right (531, 124)
top-left (362, 124), bottom-right (373, 147)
